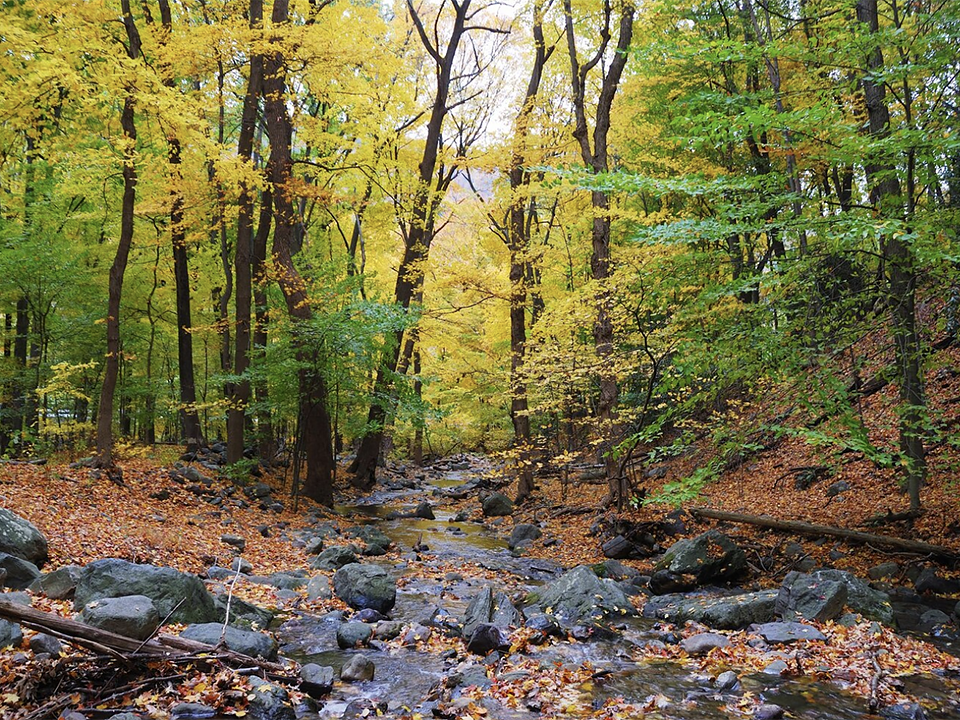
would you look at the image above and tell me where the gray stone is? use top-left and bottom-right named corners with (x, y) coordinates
top-left (596, 559), bottom-right (642, 581)
top-left (918, 609), bottom-right (952, 632)
top-left (74, 559), bottom-right (217, 624)
top-left (37, 565), bottom-right (82, 599)
top-left (305, 575), bottom-right (332, 601)
top-left (413, 502), bottom-right (435, 520)
top-left (534, 565), bottom-right (635, 626)
top-left (171, 702), bottom-right (217, 718)
top-left (715, 670), bottom-right (739, 691)
top-left (264, 572), bottom-right (306, 591)
top-left (915, 567), bottom-right (960, 595)
top-left (642, 590), bottom-right (778, 630)
top-left (303, 536), bottom-right (324, 555)
top-left (346, 525), bottom-right (392, 551)
top-left (681, 632), bottom-right (729, 655)
top-left (648, 569), bottom-right (696, 595)
top-left (110, 714), bottom-right (142, 720)
top-left (751, 621), bottom-right (826, 643)
top-left (220, 534), bottom-right (246, 552)
top-left (179, 466), bottom-right (208, 484)
top-left (868, 562), bottom-right (899, 581)
top-left (450, 665), bottom-right (491, 690)
top-left (374, 620), bottom-right (404, 640)
top-left (334, 563), bottom-right (396, 614)
top-left (0, 508), bottom-right (48, 567)
top-left (310, 546), bottom-right (358, 571)
top-left (80, 595), bottom-right (160, 640)
top-left (481, 492), bottom-right (513, 517)
top-left (0, 619), bottom-right (22, 648)
top-left (508, 524), bottom-right (542, 550)
top-left (467, 623), bottom-right (511, 655)
top-left (461, 586), bottom-right (522, 640)
top-left (755, 704), bottom-right (784, 720)
top-left (880, 702), bottom-right (926, 720)
top-left (402, 623), bottom-right (433, 645)
top-left (763, 659), bottom-right (789, 675)
top-left (213, 593), bottom-right (274, 630)
top-left (299, 663), bottom-right (334, 698)
top-left (29, 633), bottom-right (63, 656)
top-left (340, 654), bottom-right (375, 682)
top-left (246, 676), bottom-right (295, 720)
top-left (655, 531), bottom-right (747, 585)
top-left (1, 591), bottom-right (30, 605)
top-left (336, 621), bottom-right (372, 649)
top-left (812, 569), bottom-right (894, 624)
top-left (0, 553), bottom-right (41, 590)
top-left (826, 480), bottom-right (850, 497)
top-left (230, 557), bottom-right (252, 574)
top-left (179, 623), bottom-right (277, 660)
top-left (776, 571), bottom-right (847, 622)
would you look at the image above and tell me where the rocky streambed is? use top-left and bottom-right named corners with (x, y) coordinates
top-left (2, 458), bottom-right (960, 720)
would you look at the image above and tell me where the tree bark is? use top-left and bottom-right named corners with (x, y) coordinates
top-left (253, 186), bottom-right (274, 463)
top-left (95, 0), bottom-right (141, 468)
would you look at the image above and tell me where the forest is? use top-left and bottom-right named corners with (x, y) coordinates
top-left (2, 0), bottom-right (960, 718)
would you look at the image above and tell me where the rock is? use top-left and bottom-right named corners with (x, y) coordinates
top-left (917, 609), bottom-right (952, 632)
top-left (811, 569), bottom-right (894, 624)
top-left (763, 659), bottom-right (789, 675)
top-left (333, 563), bottom-right (396, 614)
top-left (751, 621), bottom-right (826, 643)
top-left (450, 665), bottom-right (492, 690)
top-left (310, 546), bottom-right (358, 571)
top-left (524, 612), bottom-right (562, 640)
top-left (754, 704), bottom-right (784, 720)
top-left (402, 623), bottom-right (432, 645)
top-left (413, 502), bottom-right (435, 520)
top-left (374, 620), bottom-right (404, 640)
top-left (340, 654), bottom-right (375, 682)
top-left (0, 508), bottom-right (48, 567)
top-left (251, 483), bottom-right (272, 498)
top-left (79, 595), bottom-right (160, 640)
top-left (715, 670), bottom-right (739, 691)
top-left (36, 565), bottom-right (82, 599)
top-left (915, 567), bottom-right (960, 595)
top-left (246, 676), bottom-right (295, 720)
top-left (29, 633), bottom-right (63, 656)
top-left (213, 593), bottom-right (274, 630)
top-left (171, 702), bottom-right (217, 718)
top-left (110, 714), bottom-right (142, 720)
top-left (508, 524), bottom-right (542, 550)
top-left (467, 623), bottom-right (511, 655)
top-left (868, 562), bottom-right (899, 581)
top-left (299, 663), bottom-right (334, 698)
top-left (826, 480), bottom-right (850, 497)
top-left (776, 571), bottom-right (848, 622)
top-left (303, 536), bottom-right (324, 555)
top-left (461, 586), bottom-right (521, 640)
top-left (481, 492), bottom-right (513, 517)
top-left (681, 632), bottom-right (730, 655)
top-left (179, 623), bottom-right (277, 660)
top-left (783, 542), bottom-right (805, 559)
top-left (642, 590), bottom-right (778, 630)
top-left (655, 530), bottom-right (747, 585)
top-left (534, 565), bottom-right (635, 626)
top-left (0, 619), bottom-right (23, 648)
top-left (601, 535), bottom-right (638, 559)
top-left (230, 557), bottom-right (252, 574)
top-left (0, 553), bottom-right (41, 590)
top-left (220, 534), bottom-right (245, 552)
top-left (880, 702), bottom-right (926, 720)
top-left (305, 575), bottom-right (332, 601)
top-left (74, 559), bottom-right (217, 624)
top-left (346, 525), bottom-right (392, 552)
top-left (648, 569), bottom-right (697, 595)
top-left (336, 621), bottom-right (372, 649)
top-left (2, 591), bottom-right (30, 605)
top-left (264, 572), bottom-right (306, 591)
top-left (595, 559), bottom-right (641, 581)
top-left (356, 608), bottom-right (384, 623)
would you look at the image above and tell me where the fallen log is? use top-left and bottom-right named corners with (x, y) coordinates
top-left (688, 507), bottom-right (960, 561)
top-left (0, 600), bottom-right (291, 674)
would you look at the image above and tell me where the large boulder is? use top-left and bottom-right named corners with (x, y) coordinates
top-left (180, 623), bottom-right (278, 660)
top-left (74, 559), bottom-right (218, 624)
top-left (778, 569), bottom-right (894, 625)
top-left (481, 493), bottom-right (513, 517)
top-left (533, 565), bottom-right (635, 626)
top-left (642, 590), bottom-right (778, 630)
top-left (333, 563), bottom-right (396, 614)
top-left (0, 552), bottom-right (41, 590)
top-left (213, 592), bottom-right (274, 630)
top-left (79, 595), bottom-right (160, 640)
top-left (35, 565), bottom-right (82, 599)
top-left (300, 664), bottom-right (334, 698)
top-left (461, 586), bottom-right (522, 641)
top-left (655, 531), bottom-right (747, 586)
top-left (0, 508), bottom-right (48, 567)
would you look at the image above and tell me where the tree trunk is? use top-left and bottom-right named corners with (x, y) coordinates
top-left (253, 186), bottom-right (274, 463)
top-left (95, 0), bottom-right (141, 468)
top-left (856, 0), bottom-right (925, 512)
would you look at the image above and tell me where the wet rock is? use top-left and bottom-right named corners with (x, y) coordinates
top-left (171, 702), bottom-right (217, 718)
top-left (449, 665), bottom-right (492, 690)
top-left (915, 567), bottom-right (960, 595)
top-left (36, 564), bottom-right (82, 599)
top-left (467, 624), bottom-right (511, 655)
top-left (413, 502), bottom-right (435, 520)
top-left (299, 663), bottom-right (334, 698)
top-left (533, 565), bottom-right (635, 626)
top-left (754, 704), bottom-right (784, 720)
top-left (880, 702), bottom-right (926, 720)
top-left (461, 586), bottom-right (521, 640)
top-left (715, 670), bottom-right (739, 691)
top-left (310, 546), bottom-right (358, 571)
top-left (0, 619), bottom-right (23, 648)
top-left (917, 609), bottom-right (953, 632)
top-left (29, 633), bottom-right (63, 656)
top-left (80, 595), bottom-right (160, 640)
top-left (763, 659), bottom-right (789, 675)
top-left (333, 563), bottom-right (396, 614)
top-left (0, 553), bottom-right (41, 589)
top-left (346, 525), bottom-right (392, 551)
top-left (74, 559), bottom-right (217, 624)
top-left (374, 620), bottom-right (404, 640)
top-left (751, 621), bottom-right (826, 643)
top-left (402, 623), bottom-right (433, 645)
top-left (642, 590), bottom-right (778, 629)
top-left (481, 492), bottom-right (513, 517)
top-left (776, 571), bottom-right (847, 622)
top-left (355, 608), bottom-right (384, 623)
top-left (0, 508), bottom-right (49, 567)
top-left (680, 632), bottom-right (729, 655)
top-left (509, 524), bottom-right (542, 550)
top-left (336, 621), bottom-right (372, 649)
top-left (655, 530), bottom-right (747, 586)
top-left (246, 676), bottom-right (295, 720)
top-left (340, 654), bottom-right (375, 682)
top-left (180, 623), bottom-right (278, 660)
top-left (305, 575), bottom-right (332, 601)
top-left (342, 699), bottom-right (387, 719)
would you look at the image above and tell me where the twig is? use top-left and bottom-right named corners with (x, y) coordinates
top-left (868, 652), bottom-right (883, 713)
top-left (221, 563), bottom-right (243, 642)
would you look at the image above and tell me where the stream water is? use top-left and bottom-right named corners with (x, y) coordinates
top-left (275, 467), bottom-right (960, 720)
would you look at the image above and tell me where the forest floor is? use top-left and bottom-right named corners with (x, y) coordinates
top-left (0, 432), bottom-right (959, 719)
